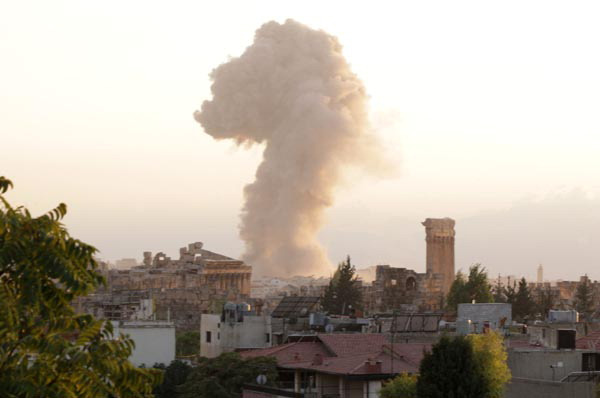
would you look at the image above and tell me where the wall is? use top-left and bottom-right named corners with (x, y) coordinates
top-left (222, 315), bottom-right (272, 352)
top-left (508, 349), bottom-right (584, 381)
top-left (113, 321), bottom-right (175, 367)
top-left (457, 303), bottom-right (511, 334)
top-left (200, 314), bottom-right (272, 358)
top-left (504, 377), bottom-right (595, 398)
top-left (200, 314), bottom-right (222, 358)
top-left (365, 381), bottom-right (382, 398)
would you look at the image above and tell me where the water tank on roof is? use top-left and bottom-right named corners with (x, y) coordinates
top-left (549, 310), bottom-right (578, 323)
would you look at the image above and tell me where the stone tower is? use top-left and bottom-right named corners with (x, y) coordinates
top-left (422, 218), bottom-right (455, 294)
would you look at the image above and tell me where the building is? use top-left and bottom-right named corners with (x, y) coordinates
top-left (241, 334), bottom-right (430, 398)
top-left (456, 303), bottom-right (512, 335)
top-left (112, 320), bottom-right (175, 367)
top-left (200, 303), bottom-right (272, 358)
top-left (505, 347), bottom-right (599, 398)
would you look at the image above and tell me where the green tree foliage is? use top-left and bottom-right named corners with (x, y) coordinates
top-left (575, 278), bottom-right (594, 319)
top-left (153, 360), bottom-right (192, 398)
top-left (468, 332), bottom-right (511, 398)
top-left (491, 280), bottom-right (507, 303)
top-left (179, 352), bottom-right (278, 398)
top-left (379, 373), bottom-right (417, 398)
top-left (417, 336), bottom-right (489, 398)
top-left (176, 331), bottom-right (200, 357)
top-left (535, 286), bottom-right (557, 317)
top-left (0, 176), bottom-right (161, 397)
top-left (322, 256), bottom-right (363, 314)
top-left (446, 264), bottom-right (494, 312)
top-left (513, 278), bottom-right (536, 321)
top-left (504, 282), bottom-right (517, 305)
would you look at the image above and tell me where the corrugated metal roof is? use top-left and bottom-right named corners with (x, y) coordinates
top-left (270, 296), bottom-right (320, 318)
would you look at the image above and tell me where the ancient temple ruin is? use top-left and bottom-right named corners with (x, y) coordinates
top-left (76, 242), bottom-right (252, 330)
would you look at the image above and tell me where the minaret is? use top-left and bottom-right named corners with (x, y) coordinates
top-left (537, 264), bottom-right (544, 284)
top-left (422, 218), bottom-right (455, 295)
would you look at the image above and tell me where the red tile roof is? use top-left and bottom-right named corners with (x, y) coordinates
top-left (241, 341), bottom-right (331, 365)
top-left (317, 333), bottom-right (388, 357)
top-left (241, 334), bottom-right (430, 376)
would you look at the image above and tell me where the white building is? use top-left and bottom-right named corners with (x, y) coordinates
top-left (200, 303), bottom-right (272, 358)
top-left (457, 303), bottom-right (512, 335)
top-left (112, 320), bottom-right (176, 367)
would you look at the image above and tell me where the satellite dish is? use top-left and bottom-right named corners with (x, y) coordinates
top-left (256, 374), bottom-right (267, 385)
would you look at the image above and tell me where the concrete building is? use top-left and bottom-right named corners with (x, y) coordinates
top-left (200, 303), bottom-right (272, 358)
top-left (505, 347), bottom-right (599, 398)
top-left (113, 320), bottom-right (175, 367)
top-left (456, 303), bottom-right (511, 335)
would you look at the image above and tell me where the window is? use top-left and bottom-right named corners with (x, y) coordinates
top-left (217, 323), bottom-right (220, 329)
top-left (206, 331), bottom-right (212, 343)
top-left (266, 333), bottom-right (270, 343)
top-left (217, 332), bottom-right (220, 340)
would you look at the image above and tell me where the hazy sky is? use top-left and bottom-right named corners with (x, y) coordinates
top-left (3, 1), bottom-right (600, 280)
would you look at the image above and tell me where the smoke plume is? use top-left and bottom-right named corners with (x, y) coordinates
top-left (195, 19), bottom-right (382, 276)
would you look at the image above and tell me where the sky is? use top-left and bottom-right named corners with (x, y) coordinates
top-left (2, 1), bottom-right (600, 280)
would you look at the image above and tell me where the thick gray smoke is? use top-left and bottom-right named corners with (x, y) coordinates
top-left (195, 19), bottom-right (382, 276)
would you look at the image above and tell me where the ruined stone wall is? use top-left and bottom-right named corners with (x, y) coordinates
top-left (364, 265), bottom-right (445, 313)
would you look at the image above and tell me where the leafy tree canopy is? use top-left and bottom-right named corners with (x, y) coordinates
top-left (468, 332), bottom-right (511, 398)
top-left (176, 331), bottom-right (200, 357)
top-left (179, 352), bottom-right (278, 398)
top-left (417, 336), bottom-right (489, 398)
top-left (322, 256), bottom-right (362, 314)
top-left (513, 278), bottom-right (536, 321)
top-left (0, 176), bottom-right (161, 397)
top-left (153, 360), bottom-right (192, 398)
top-left (446, 264), bottom-right (494, 312)
top-left (575, 278), bottom-right (594, 318)
top-left (379, 373), bottom-right (417, 398)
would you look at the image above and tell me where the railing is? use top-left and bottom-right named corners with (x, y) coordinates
top-left (243, 383), bottom-right (305, 398)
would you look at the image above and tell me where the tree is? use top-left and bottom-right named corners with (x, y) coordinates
top-left (179, 352), bottom-right (278, 398)
top-left (575, 278), bottom-right (594, 319)
top-left (513, 278), bottom-right (536, 321)
top-left (468, 332), bottom-right (511, 398)
top-left (446, 264), bottom-right (494, 312)
top-left (0, 176), bottom-right (161, 397)
top-left (535, 286), bottom-right (557, 318)
top-left (379, 373), bottom-right (417, 398)
top-left (417, 336), bottom-right (489, 398)
top-left (491, 280), bottom-right (507, 303)
top-left (176, 331), bottom-right (200, 357)
top-left (504, 281), bottom-right (517, 305)
top-left (322, 256), bottom-right (362, 314)
top-left (153, 360), bottom-right (192, 398)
